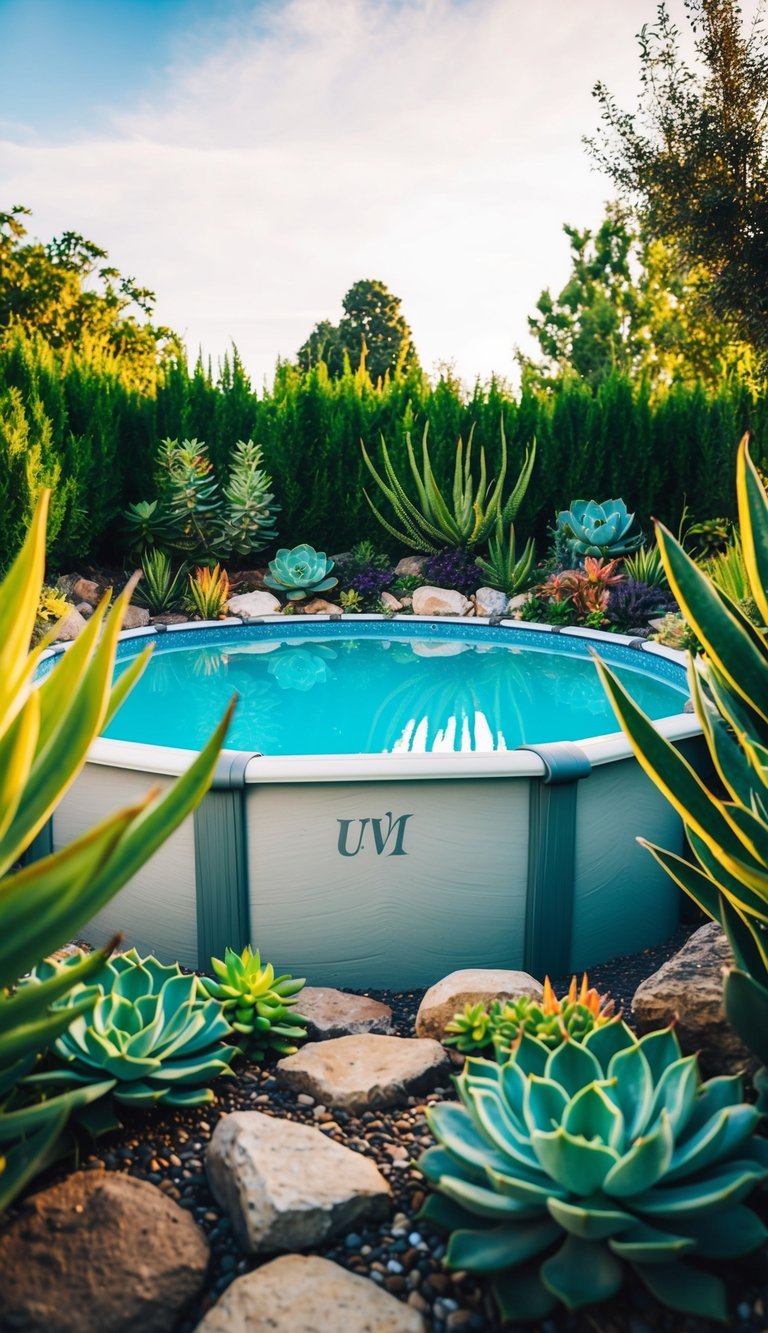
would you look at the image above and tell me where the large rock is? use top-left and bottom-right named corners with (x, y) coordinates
top-left (0, 1170), bottom-right (208, 1333)
top-left (121, 604), bottom-right (151, 630)
top-left (277, 1034), bottom-right (449, 1112)
top-left (227, 590), bottom-right (281, 618)
top-left (415, 968), bottom-right (543, 1042)
top-left (411, 585), bottom-right (472, 617)
top-left (394, 555), bottom-right (429, 578)
top-left (632, 922), bottom-right (754, 1076)
top-left (195, 1255), bottom-right (426, 1332)
top-left (71, 576), bottom-right (101, 605)
top-left (54, 607), bottom-right (87, 642)
top-left (299, 986), bottom-right (393, 1040)
top-left (473, 586), bottom-right (510, 617)
top-left (205, 1111), bottom-right (391, 1253)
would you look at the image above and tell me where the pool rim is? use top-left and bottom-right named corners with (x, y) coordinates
top-left (37, 613), bottom-right (700, 783)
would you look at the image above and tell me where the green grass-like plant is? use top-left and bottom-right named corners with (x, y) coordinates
top-left (474, 516), bottom-right (535, 597)
top-left (420, 1024), bottom-right (768, 1323)
top-left (0, 493), bottom-right (232, 1211)
top-left (361, 423), bottom-right (535, 554)
top-left (132, 548), bottom-right (188, 614)
top-left (596, 435), bottom-right (768, 1107)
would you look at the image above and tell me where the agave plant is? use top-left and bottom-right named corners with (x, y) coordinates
top-left (595, 435), bottom-right (768, 1107)
top-left (474, 517), bottom-right (536, 598)
top-left (623, 543), bottom-right (669, 590)
top-left (185, 563), bottom-right (231, 620)
top-left (444, 977), bottom-right (615, 1059)
top-left (557, 499), bottom-right (643, 559)
top-left (199, 946), bottom-right (309, 1060)
top-left (28, 949), bottom-right (235, 1107)
top-left (264, 545), bottom-right (337, 602)
top-left (420, 1024), bottom-right (768, 1322)
top-left (132, 548), bottom-right (187, 614)
top-left (0, 493), bottom-right (231, 1211)
top-left (361, 422), bottom-right (536, 555)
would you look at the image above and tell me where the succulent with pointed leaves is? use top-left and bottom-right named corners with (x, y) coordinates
top-left (199, 946), bottom-right (309, 1061)
top-left (264, 545), bottom-right (338, 602)
top-left (419, 1023), bottom-right (768, 1323)
top-left (557, 499), bottom-right (642, 559)
top-left (444, 977), bottom-right (615, 1059)
top-left (28, 949), bottom-right (236, 1107)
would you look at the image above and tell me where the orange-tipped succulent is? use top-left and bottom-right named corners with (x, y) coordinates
top-left (444, 975), bottom-right (618, 1060)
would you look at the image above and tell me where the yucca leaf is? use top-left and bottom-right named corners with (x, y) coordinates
top-left (736, 434), bottom-right (768, 626)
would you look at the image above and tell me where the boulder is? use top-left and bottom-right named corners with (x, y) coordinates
top-left (299, 987), bottom-right (393, 1040)
top-left (394, 555), bottom-right (429, 578)
top-left (150, 612), bottom-right (189, 625)
top-left (473, 587), bottom-right (510, 618)
top-left (411, 586), bottom-right (472, 617)
top-left (632, 922), bottom-right (754, 1076)
top-left (195, 1255), bottom-right (426, 1332)
top-left (227, 590), bottom-right (282, 618)
top-left (415, 968), bottom-right (543, 1042)
top-left (54, 607), bottom-right (87, 642)
top-left (121, 605), bottom-right (151, 630)
top-left (0, 1170), bottom-right (208, 1333)
top-left (277, 1034), bottom-right (449, 1112)
top-left (205, 1111), bottom-right (391, 1254)
top-left (71, 576), bottom-right (101, 605)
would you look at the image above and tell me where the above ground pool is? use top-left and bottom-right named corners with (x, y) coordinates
top-left (32, 615), bottom-right (702, 988)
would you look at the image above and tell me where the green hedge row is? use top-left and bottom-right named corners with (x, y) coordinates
top-left (1, 330), bottom-right (766, 569)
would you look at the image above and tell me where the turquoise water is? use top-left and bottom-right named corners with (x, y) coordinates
top-left (94, 624), bottom-right (689, 756)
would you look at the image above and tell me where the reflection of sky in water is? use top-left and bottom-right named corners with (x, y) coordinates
top-left (101, 635), bottom-right (689, 756)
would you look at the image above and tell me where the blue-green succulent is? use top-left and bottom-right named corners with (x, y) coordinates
top-left (27, 949), bottom-right (236, 1107)
top-left (264, 544), bottom-right (338, 602)
top-left (557, 499), bottom-right (643, 558)
top-left (419, 1023), bottom-right (768, 1323)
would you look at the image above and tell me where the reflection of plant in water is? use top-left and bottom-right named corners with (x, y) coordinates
top-left (267, 645), bottom-right (337, 693)
top-left (366, 645), bottom-right (537, 753)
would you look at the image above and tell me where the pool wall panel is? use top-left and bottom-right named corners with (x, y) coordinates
top-left (244, 779), bottom-right (531, 989)
top-left (53, 765), bottom-right (199, 968)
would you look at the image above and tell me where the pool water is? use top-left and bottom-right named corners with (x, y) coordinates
top-left (100, 623), bottom-right (688, 756)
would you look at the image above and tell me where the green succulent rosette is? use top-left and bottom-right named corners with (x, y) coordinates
top-left (419, 1022), bottom-right (768, 1323)
top-left (28, 949), bottom-right (236, 1107)
top-left (199, 946), bottom-right (309, 1061)
top-left (557, 499), bottom-right (642, 558)
top-left (263, 544), bottom-right (337, 601)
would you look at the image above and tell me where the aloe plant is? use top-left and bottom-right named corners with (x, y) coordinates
top-left (361, 423), bottom-right (535, 555)
top-left (28, 949), bottom-right (235, 1106)
top-left (557, 499), bottom-right (642, 559)
top-left (596, 435), bottom-right (768, 1107)
top-left (473, 517), bottom-right (535, 598)
top-left (263, 544), bottom-right (337, 602)
top-left (185, 563), bottom-right (231, 620)
top-left (420, 1024), bottom-right (768, 1322)
top-left (0, 492), bottom-right (232, 1210)
top-left (132, 548), bottom-right (188, 614)
top-left (199, 946), bottom-right (309, 1060)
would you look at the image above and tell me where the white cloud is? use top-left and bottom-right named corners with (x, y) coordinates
top-left (1, 0), bottom-right (666, 387)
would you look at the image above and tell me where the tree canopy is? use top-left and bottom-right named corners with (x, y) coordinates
top-left (0, 204), bottom-right (181, 391)
top-left (586, 0), bottom-right (768, 360)
top-left (297, 278), bottom-right (420, 383)
top-left (521, 202), bottom-right (757, 388)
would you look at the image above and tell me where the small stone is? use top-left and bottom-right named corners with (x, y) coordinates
top-left (380, 591), bottom-right (403, 611)
top-left (0, 1171), bottom-right (208, 1333)
top-left (205, 1111), bottom-right (391, 1254)
top-left (299, 987), bottom-right (393, 1040)
top-left (297, 1093), bottom-right (315, 1106)
top-left (54, 607), bottom-right (87, 642)
top-left (632, 922), bottom-right (754, 1076)
top-left (277, 1034), bottom-right (450, 1113)
top-left (195, 1255), bottom-right (427, 1332)
top-left (75, 601), bottom-right (94, 619)
top-left (394, 555), bottom-right (429, 577)
top-left (415, 969), bottom-right (542, 1042)
top-left (121, 605), bottom-right (151, 630)
top-left (150, 612), bottom-right (189, 625)
top-left (71, 576), bottom-right (101, 605)
top-left (411, 586), bottom-right (472, 617)
top-left (226, 590), bottom-right (281, 618)
top-left (299, 598), bottom-right (342, 614)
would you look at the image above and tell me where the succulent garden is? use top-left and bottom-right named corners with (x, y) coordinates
top-left (5, 1), bottom-right (768, 1330)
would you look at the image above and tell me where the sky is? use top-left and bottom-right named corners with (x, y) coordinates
top-left (0, 0), bottom-right (733, 388)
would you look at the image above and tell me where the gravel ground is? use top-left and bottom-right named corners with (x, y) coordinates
top-left (14, 920), bottom-right (768, 1332)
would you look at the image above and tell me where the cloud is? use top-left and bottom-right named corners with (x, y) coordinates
top-left (0, 0), bottom-right (657, 386)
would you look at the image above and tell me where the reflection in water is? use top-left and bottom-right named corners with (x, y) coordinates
top-left (104, 634), bottom-right (687, 756)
